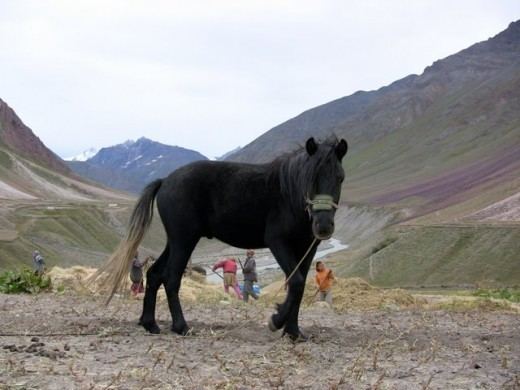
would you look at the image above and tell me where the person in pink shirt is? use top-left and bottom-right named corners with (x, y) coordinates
top-left (212, 258), bottom-right (242, 299)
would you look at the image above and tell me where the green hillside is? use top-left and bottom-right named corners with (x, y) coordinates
top-left (227, 21), bottom-right (520, 287)
top-left (334, 224), bottom-right (520, 288)
top-left (0, 200), bottom-right (169, 270)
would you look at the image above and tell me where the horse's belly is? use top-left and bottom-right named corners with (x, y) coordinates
top-left (209, 220), bottom-right (266, 249)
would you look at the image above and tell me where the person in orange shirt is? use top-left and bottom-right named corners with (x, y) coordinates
top-left (315, 261), bottom-right (335, 305)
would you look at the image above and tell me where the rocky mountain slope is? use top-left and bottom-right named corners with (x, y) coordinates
top-left (0, 99), bottom-right (70, 175)
top-left (0, 99), bottom-right (129, 201)
top-left (229, 21), bottom-right (520, 163)
top-left (227, 21), bottom-right (520, 287)
top-left (227, 21), bottom-right (520, 219)
top-left (68, 138), bottom-right (208, 193)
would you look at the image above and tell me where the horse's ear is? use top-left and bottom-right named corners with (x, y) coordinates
top-left (335, 139), bottom-right (348, 160)
top-left (305, 137), bottom-right (318, 156)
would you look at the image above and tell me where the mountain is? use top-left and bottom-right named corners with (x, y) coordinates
top-left (0, 99), bottom-right (71, 175)
top-left (68, 138), bottom-right (208, 193)
top-left (216, 146), bottom-right (242, 161)
top-left (0, 98), bottom-right (130, 201)
top-left (229, 20), bottom-right (520, 164)
top-left (65, 147), bottom-right (99, 162)
top-left (227, 21), bottom-right (520, 287)
top-left (228, 21), bottom-right (520, 216)
top-left (0, 98), bottom-right (140, 270)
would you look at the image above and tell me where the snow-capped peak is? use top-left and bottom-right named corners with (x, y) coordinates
top-left (64, 147), bottom-right (99, 162)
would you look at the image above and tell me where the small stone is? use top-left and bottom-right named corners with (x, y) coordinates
top-left (30, 336), bottom-right (40, 342)
top-left (473, 363), bottom-right (482, 369)
top-left (44, 351), bottom-right (58, 360)
top-left (64, 344), bottom-right (70, 351)
top-left (25, 345), bottom-right (38, 353)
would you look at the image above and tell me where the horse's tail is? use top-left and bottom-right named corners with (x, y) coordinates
top-left (94, 179), bottom-right (163, 304)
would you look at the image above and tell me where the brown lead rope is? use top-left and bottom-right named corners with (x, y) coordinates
top-left (271, 237), bottom-right (318, 300)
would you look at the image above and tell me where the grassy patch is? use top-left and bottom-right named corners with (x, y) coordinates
top-left (436, 298), bottom-right (513, 312)
top-left (27, 162), bottom-right (68, 187)
top-left (370, 236), bottom-right (397, 255)
top-left (0, 149), bottom-right (12, 169)
top-left (338, 225), bottom-right (520, 288)
top-left (23, 206), bottom-right (121, 251)
top-left (473, 288), bottom-right (520, 303)
top-left (0, 268), bottom-right (52, 294)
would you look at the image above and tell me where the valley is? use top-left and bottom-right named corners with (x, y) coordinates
top-left (1, 6), bottom-right (520, 390)
top-left (1, 22), bottom-right (520, 289)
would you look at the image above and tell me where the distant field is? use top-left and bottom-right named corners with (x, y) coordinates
top-left (334, 223), bottom-right (520, 288)
top-left (0, 201), bottom-right (163, 270)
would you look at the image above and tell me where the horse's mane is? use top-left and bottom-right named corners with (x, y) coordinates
top-left (271, 136), bottom-right (340, 212)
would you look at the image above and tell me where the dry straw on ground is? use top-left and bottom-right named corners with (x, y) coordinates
top-left (47, 266), bottom-right (98, 293)
top-left (261, 277), bottom-right (425, 311)
top-left (49, 268), bottom-right (515, 314)
top-left (47, 266), bottom-right (229, 304)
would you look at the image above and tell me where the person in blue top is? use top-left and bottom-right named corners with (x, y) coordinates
top-left (242, 250), bottom-right (259, 302)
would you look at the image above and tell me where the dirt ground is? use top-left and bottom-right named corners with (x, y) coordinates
top-left (0, 292), bottom-right (519, 390)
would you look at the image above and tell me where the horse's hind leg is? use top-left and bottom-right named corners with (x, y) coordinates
top-left (163, 237), bottom-right (199, 335)
top-left (139, 245), bottom-right (169, 334)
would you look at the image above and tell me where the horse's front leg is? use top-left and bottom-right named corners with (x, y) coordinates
top-left (268, 239), bottom-right (317, 341)
top-left (283, 243), bottom-right (317, 340)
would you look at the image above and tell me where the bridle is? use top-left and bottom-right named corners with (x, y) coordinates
top-left (305, 194), bottom-right (339, 217)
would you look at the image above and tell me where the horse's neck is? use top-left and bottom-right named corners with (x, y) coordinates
top-left (280, 156), bottom-right (308, 212)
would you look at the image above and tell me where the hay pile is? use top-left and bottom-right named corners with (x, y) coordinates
top-left (331, 278), bottom-right (422, 311)
top-left (48, 266), bottom-right (98, 293)
top-left (47, 266), bottom-right (230, 304)
top-left (261, 277), bottom-right (423, 312)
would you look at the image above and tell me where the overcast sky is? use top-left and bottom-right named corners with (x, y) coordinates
top-left (1, 1), bottom-right (519, 159)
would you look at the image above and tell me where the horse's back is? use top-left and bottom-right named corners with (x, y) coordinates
top-left (160, 160), bottom-right (272, 195)
top-left (154, 160), bottom-right (278, 246)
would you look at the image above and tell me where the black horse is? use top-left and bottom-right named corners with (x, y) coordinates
top-left (100, 137), bottom-right (348, 341)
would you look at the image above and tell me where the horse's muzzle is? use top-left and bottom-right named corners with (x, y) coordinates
top-left (312, 218), bottom-right (335, 241)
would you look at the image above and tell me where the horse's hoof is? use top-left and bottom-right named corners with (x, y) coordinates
top-left (141, 321), bottom-right (161, 334)
top-left (171, 323), bottom-right (190, 336)
top-left (268, 316), bottom-right (279, 332)
top-left (283, 330), bottom-right (309, 343)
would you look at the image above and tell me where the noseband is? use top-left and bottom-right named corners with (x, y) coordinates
top-left (305, 194), bottom-right (339, 217)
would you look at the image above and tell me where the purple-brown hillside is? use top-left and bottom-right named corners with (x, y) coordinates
top-left (0, 98), bottom-right (70, 174)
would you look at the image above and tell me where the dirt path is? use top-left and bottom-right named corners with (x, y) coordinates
top-left (0, 293), bottom-right (519, 389)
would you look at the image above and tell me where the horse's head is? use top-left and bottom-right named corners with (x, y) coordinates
top-left (304, 137), bottom-right (348, 240)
